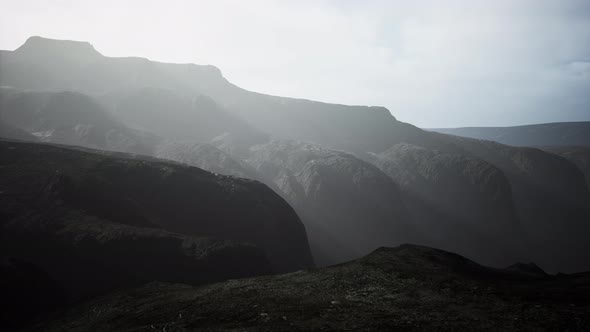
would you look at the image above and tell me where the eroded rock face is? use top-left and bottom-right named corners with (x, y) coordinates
top-left (0, 140), bottom-right (314, 297)
top-left (244, 140), bottom-right (417, 266)
top-left (154, 141), bottom-right (260, 180)
top-left (439, 135), bottom-right (590, 273)
top-left (365, 143), bottom-right (523, 267)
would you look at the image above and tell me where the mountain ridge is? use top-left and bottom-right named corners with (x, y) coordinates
top-left (429, 121), bottom-right (590, 147)
top-left (1, 36), bottom-right (589, 273)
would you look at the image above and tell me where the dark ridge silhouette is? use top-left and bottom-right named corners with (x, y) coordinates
top-left (0, 139), bottom-right (315, 319)
top-left (38, 244), bottom-right (590, 331)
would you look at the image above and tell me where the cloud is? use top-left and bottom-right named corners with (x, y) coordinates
top-left (1, 0), bottom-right (589, 127)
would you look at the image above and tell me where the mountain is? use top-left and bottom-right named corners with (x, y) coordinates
top-left (0, 118), bottom-right (37, 142)
top-left (154, 141), bottom-right (261, 180)
top-left (543, 146), bottom-right (590, 189)
top-left (2, 37), bottom-right (590, 273)
top-left (242, 140), bottom-right (418, 266)
top-left (0, 89), bottom-right (158, 154)
top-left (103, 87), bottom-right (268, 151)
top-left (0, 139), bottom-right (313, 312)
top-left (38, 244), bottom-right (590, 331)
top-left (365, 143), bottom-right (523, 266)
top-left (429, 122), bottom-right (590, 147)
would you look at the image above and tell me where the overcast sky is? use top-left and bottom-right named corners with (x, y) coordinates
top-left (1, 0), bottom-right (589, 127)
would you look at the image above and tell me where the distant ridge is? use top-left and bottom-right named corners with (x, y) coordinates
top-left (14, 36), bottom-right (102, 62)
top-left (429, 121), bottom-right (590, 147)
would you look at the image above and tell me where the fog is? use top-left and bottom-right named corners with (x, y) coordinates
top-left (1, 0), bottom-right (589, 127)
top-left (2, 2), bottom-right (590, 328)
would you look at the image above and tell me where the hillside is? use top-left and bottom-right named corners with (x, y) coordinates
top-left (0, 139), bottom-right (315, 328)
top-left (38, 244), bottom-right (590, 331)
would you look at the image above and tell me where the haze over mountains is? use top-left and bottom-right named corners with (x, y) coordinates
top-left (430, 122), bottom-right (590, 147)
top-left (1, 36), bottom-right (590, 329)
top-left (2, 36), bottom-right (590, 270)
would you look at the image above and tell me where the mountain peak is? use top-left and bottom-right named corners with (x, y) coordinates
top-left (14, 36), bottom-right (102, 62)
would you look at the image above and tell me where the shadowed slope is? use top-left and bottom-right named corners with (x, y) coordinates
top-left (0, 140), bottom-right (313, 276)
top-left (39, 244), bottom-right (590, 331)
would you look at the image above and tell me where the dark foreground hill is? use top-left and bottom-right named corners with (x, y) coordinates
top-left (39, 244), bottom-right (590, 331)
top-left (429, 122), bottom-right (590, 147)
top-left (0, 139), bottom-right (314, 328)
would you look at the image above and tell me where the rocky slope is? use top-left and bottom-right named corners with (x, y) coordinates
top-left (38, 244), bottom-right (590, 331)
top-left (0, 140), bottom-right (313, 298)
top-left (103, 87), bottom-right (267, 151)
top-left (154, 141), bottom-right (261, 180)
top-left (0, 89), bottom-right (158, 154)
top-left (243, 140), bottom-right (418, 266)
top-left (365, 143), bottom-right (523, 267)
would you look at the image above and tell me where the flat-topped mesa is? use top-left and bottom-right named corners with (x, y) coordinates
top-left (14, 36), bottom-right (103, 63)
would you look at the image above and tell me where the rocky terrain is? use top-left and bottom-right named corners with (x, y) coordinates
top-left (0, 139), bottom-right (313, 272)
top-left (37, 244), bottom-right (590, 331)
top-left (0, 139), bottom-right (314, 329)
top-left (242, 140), bottom-right (418, 266)
top-left (1, 35), bottom-right (590, 331)
top-left (0, 89), bottom-right (159, 154)
top-left (2, 36), bottom-right (590, 275)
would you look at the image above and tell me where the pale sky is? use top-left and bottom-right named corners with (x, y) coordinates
top-left (1, 0), bottom-right (589, 127)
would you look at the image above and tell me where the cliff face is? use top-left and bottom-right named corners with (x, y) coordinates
top-left (0, 140), bottom-right (313, 294)
top-left (243, 140), bottom-right (417, 266)
top-left (366, 143), bottom-right (523, 267)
